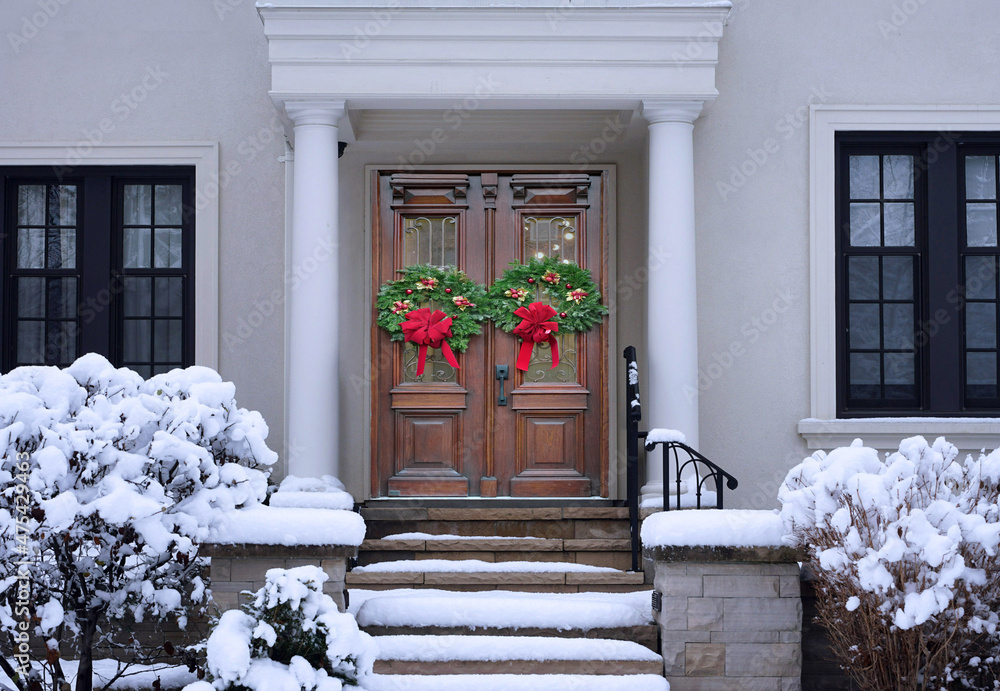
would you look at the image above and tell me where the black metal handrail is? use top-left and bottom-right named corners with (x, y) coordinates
top-left (643, 439), bottom-right (739, 512)
top-left (622, 346), bottom-right (739, 572)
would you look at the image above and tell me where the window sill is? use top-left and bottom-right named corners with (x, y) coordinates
top-left (798, 418), bottom-right (1000, 452)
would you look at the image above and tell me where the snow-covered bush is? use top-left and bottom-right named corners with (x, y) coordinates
top-left (185, 566), bottom-right (375, 691)
top-left (779, 436), bottom-right (1000, 690)
top-left (0, 355), bottom-right (277, 691)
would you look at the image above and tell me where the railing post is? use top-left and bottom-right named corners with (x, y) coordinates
top-left (623, 346), bottom-right (641, 573)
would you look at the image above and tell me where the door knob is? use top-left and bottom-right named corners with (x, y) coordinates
top-left (496, 365), bottom-right (509, 406)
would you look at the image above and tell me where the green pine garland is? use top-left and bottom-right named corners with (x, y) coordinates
top-left (485, 257), bottom-right (608, 332)
top-left (375, 265), bottom-right (489, 352)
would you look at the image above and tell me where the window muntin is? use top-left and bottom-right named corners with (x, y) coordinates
top-left (837, 136), bottom-right (1000, 416)
top-left (2, 168), bottom-right (194, 376)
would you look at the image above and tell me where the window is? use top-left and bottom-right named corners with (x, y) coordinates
top-left (836, 134), bottom-right (1000, 416)
top-left (1, 167), bottom-right (195, 377)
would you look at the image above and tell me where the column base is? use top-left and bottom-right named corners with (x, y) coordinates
top-left (640, 482), bottom-right (664, 508)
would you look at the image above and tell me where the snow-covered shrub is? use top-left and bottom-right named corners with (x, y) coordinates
top-left (0, 355), bottom-right (277, 691)
top-left (779, 436), bottom-right (1000, 690)
top-left (186, 566), bottom-right (375, 691)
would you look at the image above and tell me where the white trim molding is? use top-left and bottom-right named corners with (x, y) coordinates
top-left (805, 106), bottom-right (1000, 452)
top-left (0, 142), bottom-right (220, 370)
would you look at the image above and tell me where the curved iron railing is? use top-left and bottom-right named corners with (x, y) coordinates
top-left (642, 439), bottom-right (739, 512)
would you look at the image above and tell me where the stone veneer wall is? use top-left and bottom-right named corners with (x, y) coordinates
top-left (645, 544), bottom-right (805, 691)
top-left (202, 544), bottom-right (358, 613)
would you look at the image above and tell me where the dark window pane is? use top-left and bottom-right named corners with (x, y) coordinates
top-left (849, 303), bottom-right (881, 349)
top-left (884, 203), bottom-right (915, 246)
top-left (48, 185), bottom-right (77, 226)
top-left (966, 303), bottom-right (998, 349)
top-left (152, 364), bottom-right (174, 376)
top-left (884, 352), bottom-right (916, 386)
top-left (153, 320), bottom-right (182, 362)
top-left (124, 185), bottom-right (152, 225)
top-left (154, 227), bottom-right (182, 268)
top-left (123, 227), bottom-right (151, 268)
top-left (123, 277), bottom-right (152, 317)
top-left (16, 321), bottom-right (44, 364)
top-left (966, 256), bottom-right (998, 299)
top-left (17, 228), bottom-right (45, 268)
top-left (883, 156), bottom-right (914, 199)
top-left (883, 303), bottom-right (914, 350)
top-left (849, 257), bottom-right (879, 300)
top-left (17, 277), bottom-right (45, 318)
top-left (850, 352), bottom-right (881, 386)
top-left (967, 352), bottom-right (998, 386)
top-left (47, 278), bottom-right (77, 319)
top-left (849, 155), bottom-right (880, 199)
top-left (850, 203), bottom-right (881, 246)
top-left (154, 277), bottom-right (183, 317)
top-left (882, 256), bottom-right (914, 300)
top-left (46, 228), bottom-right (76, 269)
top-left (131, 364), bottom-right (152, 379)
top-left (49, 322), bottom-right (77, 364)
top-left (154, 185), bottom-right (183, 225)
top-left (17, 185), bottom-right (45, 225)
top-left (966, 156), bottom-right (997, 200)
top-left (967, 203), bottom-right (998, 247)
top-left (123, 319), bottom-right (151, 362)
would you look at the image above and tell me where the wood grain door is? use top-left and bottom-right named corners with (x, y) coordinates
top-left (371, 169), bottom-right (608, 498)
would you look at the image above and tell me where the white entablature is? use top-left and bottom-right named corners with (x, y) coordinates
top-left (258, 0), bottom-right (731, 125)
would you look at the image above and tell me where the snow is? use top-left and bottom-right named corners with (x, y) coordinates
top-left (641, 509), bottom-right (785, 548)
top-left (363, 674), bottom-right (669, 690)
top-left (352, 559), bottom-right (620, 573)
top-left (270, 474), bottom-right (355, 510)
top-left (372, 635), bottom-right (661, 662)
top-left (0, 660), bottom-right (196, 690)
top-left (354, 590), bottom-right (651, 630)
top-left (381, 533), bottom-right (543, 541)
top-left (645, 428), bottom-right (686, 445)
top-left (208, 505), bottom-right (366, 547)
top-left (640, 490), bottom-right (717, 509)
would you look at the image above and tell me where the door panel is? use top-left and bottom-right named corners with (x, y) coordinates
top-left (372, 169), bottom-right (607, 498)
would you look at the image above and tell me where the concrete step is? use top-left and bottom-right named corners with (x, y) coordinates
top-left (363, 623), bottom-right (659, 651)
top-left (371, 634), bottom-right (663, 675)
top-left (363, 673), bottom-right (670, 690)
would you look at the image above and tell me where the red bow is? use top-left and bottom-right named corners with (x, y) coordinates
top-left (401, 308), bottom-right (461, 376)
top-left (512, 301), bottom-right (559, 371)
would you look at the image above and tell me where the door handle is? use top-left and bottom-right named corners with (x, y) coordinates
top-left (495, 365), bottom-right (509, 406)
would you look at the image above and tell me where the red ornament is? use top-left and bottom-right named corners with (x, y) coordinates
top-left (565, 284), bottom-right (573, 289)
top-left (401, 308), bottom-right (460, 376)
top-left (527, 278), bottom-right (535, 284)
top-left (405, 289), bottom-right (413, 295)
top-left (559, 312), bottom-right (567, 318)
top-left (512, 301), bottom-right (560, 372)
top-left (445, 288), bottom-right (452, 294)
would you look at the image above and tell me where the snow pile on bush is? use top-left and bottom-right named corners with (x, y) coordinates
top-left (0, 355), bottom-right (277, 691)
top-left (185, 566), bottom-right (375, 691)
top-left (779, 436), bottom-right (1000, 689)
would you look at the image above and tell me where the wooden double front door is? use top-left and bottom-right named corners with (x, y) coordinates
top-left (371, 169), bottom-right (610, 498)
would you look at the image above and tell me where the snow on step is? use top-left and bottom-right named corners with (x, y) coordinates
top-left (356, 594), bottom-right (649, 630)
top-left (364, 673), bottom-right (669, 690)
top-left (353, 559), bottom-right (619, 573)
top-left (382, 532), bottom-right (544, 540)
top-left (372, 634), bottom-right (661, 662)
top-left (349, 587), bottom-right (652, 617)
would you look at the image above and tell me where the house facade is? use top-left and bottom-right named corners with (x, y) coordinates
top-left (2, 0), bottom-right (999, 509)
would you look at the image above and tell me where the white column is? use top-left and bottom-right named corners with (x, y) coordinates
top-left (284, 100), bottom-right (346, 480)
top-left (640, 99), bottom-right (703, 503)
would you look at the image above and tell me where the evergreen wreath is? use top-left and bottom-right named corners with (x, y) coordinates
top-left (486, 257), bottom-right (608, 332)
top-left (376, 265), bottom-right (489, 351)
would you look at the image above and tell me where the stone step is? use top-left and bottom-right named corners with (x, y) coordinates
top-left (363, 673), bottom-right (670, 690)
top-left (371, 634), bottom-right (663, 675)
top-left (362, 624), bottom-right (659, 651)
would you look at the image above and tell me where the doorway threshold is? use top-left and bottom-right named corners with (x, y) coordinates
top-left (360, 497), bottom-right (624, 509)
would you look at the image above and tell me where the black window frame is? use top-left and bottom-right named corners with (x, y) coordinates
top-left (0, 166), bottom-right (196, 375)
top-left (836, 132), bottom-right (1000, 417)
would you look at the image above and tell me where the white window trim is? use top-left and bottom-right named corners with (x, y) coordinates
top-left (803, 106), bottom-right (1000, 451)
top-left (0, 142), bottom-right (220, 370)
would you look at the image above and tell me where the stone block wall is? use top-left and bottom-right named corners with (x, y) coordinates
top-left (202, 543), bottom-right (358, 614)
top-left (646, 544), bottom-right (805, 691)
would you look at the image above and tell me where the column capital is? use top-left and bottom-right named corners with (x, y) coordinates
top-left (640, 99), bottom-right (705, 126)
top-left (284, 99), bottom-right (347, 127)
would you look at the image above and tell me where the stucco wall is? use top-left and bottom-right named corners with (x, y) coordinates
top-left (694, 0), bottom-right (1000, 508)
